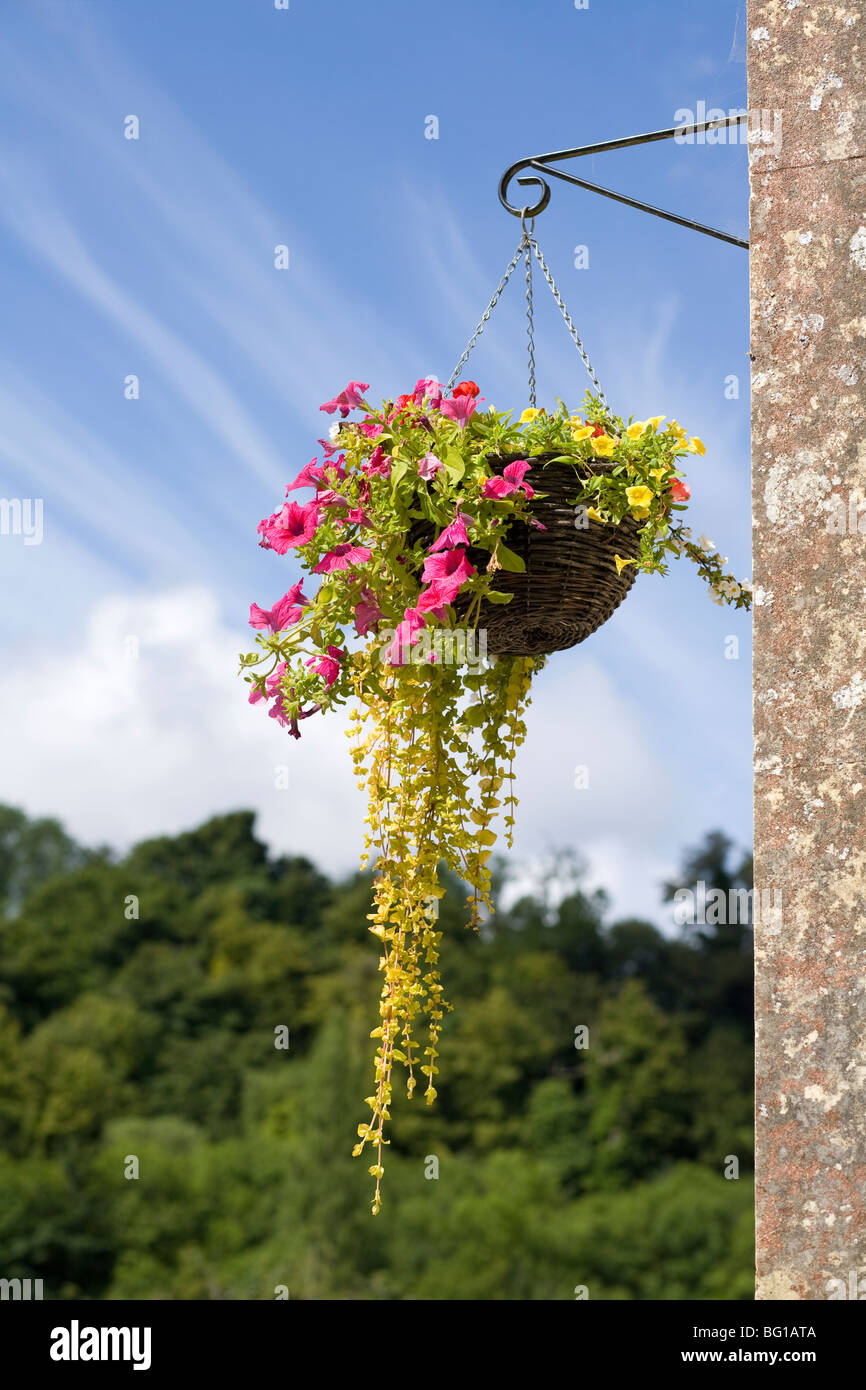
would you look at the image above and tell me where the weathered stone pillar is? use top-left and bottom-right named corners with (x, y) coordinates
top-left (749, 0), bottom-right (866, 1300)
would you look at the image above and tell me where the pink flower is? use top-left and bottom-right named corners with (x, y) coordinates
top-left (671, 479), bottom-right (691, 502)
top-left (417, 452), bottom-right (443, 480)
top-left (317, 489), bottom-right (351, 509)
top-left (344, 506), bottom-right (373, 528)
top-left (428, 511), bottom-right (474, 553)
top-left (358, 419), bottom-right (384, 438)
top-left (529, 517), bottom-right (547, 531)
top-left (415, 580), bottom-right (454, 620)
top-left (385, 608), bottom-right (426, 666)
top-left (353, 586), bottom-right (382, 636)
top-left (258, 501), bottom-right (320, 553)
top-left (317, 436), bottom-right (340, 458)
top-left (268, 696), bottom-right (293, 729)
top-left (313, 541), bottom-right (372, 573)
top-left (421, 548), bottom-right (476, 590)
top-left (264, 662), bottom-right (288, 699)
top-left (439, 394), bottom-right (477, 428)
top-left (413, 377), bottom-right (443, 409)
top-left (324, 455), bottom-right (347, 483)
top-left (481, 459), bottom-right (534, 500)
top-left (362, 445), bottom-right (391, 479)
top-left (306, 645), bottom-right (344, 689)
top-left (319, 381), bottom-right (370, 417)
top-left (249, 581), bottom-right (308, 634)
top-left (286, 459), bottom-right (326, 492)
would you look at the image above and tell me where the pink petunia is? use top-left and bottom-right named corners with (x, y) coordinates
top-left (481, 459), bottom-right (534, 501)
top-left (258, 500), bottom-right (320, 554)
top-left (317, 489), bottom-right (351, 509)
top-left (385, 608), bottom-right (426, 666)
top-left (286, 459), bottom-right (326, 492)
top-left (439, 394), bottom-right (477, 428)
top-left (421, 548), bottom-right (476, 591)
top-left (362, 445), bottom-right (392, 479)
top-left (358, 419), bottom-right (384, 438)
top-left (353, 586), bottom-right (383, 636)
top-left (671, 479), bottom-right (691, 502)
top-left (428, 511), bottom-right (475, 554)
top-left (306, 644), bottom-right (344, 689)
top-left (249, 581), bottom-right (308, 634)
top-left (417, 452), bottom-right (443, 481)
top-left (313, 542), bottom-right (372, 573)
top-left (344, 506), bottom-right (373, 528)
top-left (414, 580), bottom-right (454, 621)
top-left (413, 377), bottom-right (443, 410)
top-left (319, 381), bottom-right (370, 417)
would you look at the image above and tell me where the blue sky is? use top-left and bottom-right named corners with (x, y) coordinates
top-left (0, 0), bottom-right (752, 923)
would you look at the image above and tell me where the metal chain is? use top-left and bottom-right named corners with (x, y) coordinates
top-left (446, 226), bottom-right (610, 413)
top-left (524, 235), bottom-right (536, 408)
top-left (446, 235), bottom-right (526, 391)
top-left (527, 235), bottom-right (609, 411)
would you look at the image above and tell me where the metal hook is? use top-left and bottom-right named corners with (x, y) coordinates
top-left (499, 115), bottom-right (749, 248)
top-left (520, 207), bottom-right (536, 240)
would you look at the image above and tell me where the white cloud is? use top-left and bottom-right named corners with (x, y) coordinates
top-left (0, 587), bottom-right (684, 922)
top-left (0, 587), bottom-right (364, 867)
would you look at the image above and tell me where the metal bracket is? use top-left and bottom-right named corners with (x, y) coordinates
top-left (499, 114), bottom-right (749, 249)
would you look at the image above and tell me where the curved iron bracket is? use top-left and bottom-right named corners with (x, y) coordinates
top-left (499, 114), bottom-right (749, 249)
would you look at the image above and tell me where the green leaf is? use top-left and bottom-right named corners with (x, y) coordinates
top-left (485, 589), bottom-right (514, 604)
top-left (496, 543), bottom-right (525, 573)
top-left (390, 457), bottom-right (410, 492)
top-left (460, 704), bottom-right (488, 728)
top-left (443, 448), bottom-right (466, 482)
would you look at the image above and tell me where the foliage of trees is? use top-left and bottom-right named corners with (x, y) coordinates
top-left (0, 807), bottom-right (754, 1300)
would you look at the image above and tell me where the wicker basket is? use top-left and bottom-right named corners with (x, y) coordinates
top-left (459, 452), bottom-right (642, 656)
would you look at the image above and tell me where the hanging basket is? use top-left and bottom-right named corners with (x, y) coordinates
top-left (460, 452), bottom-right (642, 656)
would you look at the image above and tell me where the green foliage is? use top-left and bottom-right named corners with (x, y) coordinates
top-left (0, 807), bottom-right (754, 1299)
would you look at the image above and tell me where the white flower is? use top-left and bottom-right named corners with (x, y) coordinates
top-left (328, 423), bottom-right (340, 442)
top-left (740, 578), bottom-right (753, 592)
top-left (697, 533), bottom-right (716, 553)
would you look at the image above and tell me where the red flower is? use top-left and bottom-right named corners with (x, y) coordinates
top-left (395, 394), bottom-right (414, 411)
top-left (588, 422), bottom-right (606, 438)
top-left (452, 380), bottom-right (480, 399)
top-left (671, 479), bottom-right (691, 502)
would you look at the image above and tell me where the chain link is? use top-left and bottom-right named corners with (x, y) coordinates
top-left (527, 236), bottom-right (609, 411)
top-left (524, 237), bottom-right (536, 408)
top-left (446, 228), bottom-right (609, 413)
top-left (446, 236), bottom-right (526, 392)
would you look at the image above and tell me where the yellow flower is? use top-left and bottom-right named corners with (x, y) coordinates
top-left (519, 407), bottom-right (544, 423)
top-left (625, 485), bottom-right (653, 509)
top-left (590, 434), bottom-right (618, 456)
top-left (646, 415), bottom-right (666, 431)
top-left (631, 506), bottom-right (650, 520)
top-left (587, 506), bottom-right (605, 522)
top-left (650, 466), bottom-right (667, 481)
top-left (626, 421), bottom-right (647, 439)
top-left (689, 436), bottom-right (706, 455)
top-left (614, 554), bottom-right (637, 575)
top-left (666, 419), bottom-right (688, 444)
top-left (571, 425), bottom-right (594, 440)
